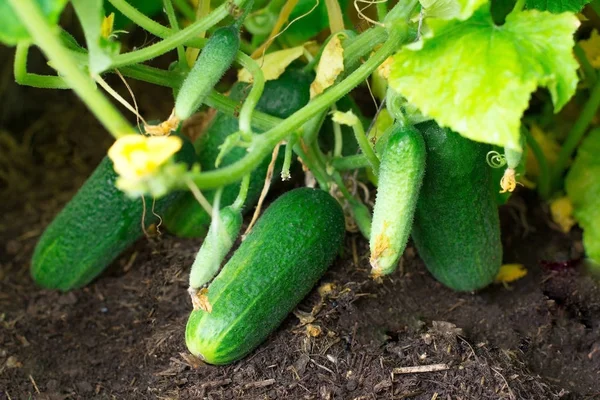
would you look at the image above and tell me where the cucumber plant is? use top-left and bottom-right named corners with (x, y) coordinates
top-left (5, 0), bottom-right (598, 366)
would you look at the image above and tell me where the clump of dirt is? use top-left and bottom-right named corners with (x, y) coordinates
top-left (2, 78), bottom-right (600, 400)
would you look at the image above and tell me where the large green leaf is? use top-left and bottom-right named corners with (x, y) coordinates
top-left (389, 5), bottom-right (579, 151)
top-left (565, 129), bottom-right (600, 264)
top-left (420, 0), bottom-right (487, 21)
top-left (526, 0), bottom-right (591, 13)
top-left (0, 0), bottom-right (69, 46)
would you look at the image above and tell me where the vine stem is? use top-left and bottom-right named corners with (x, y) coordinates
top-left (551, 73), bottom-right (600, 192)
top-left (574, 44), bottom-right (597, 88)
top-left (163, 0), bottom-right (187, 65)
top-left (237, 53), bottom-right (265, 138)
top-left (14, 43), bottom-right (69, 89)
top-left (185, 24), bottom-right (409, 190)
top-left (8, 0), bottom-right (134, 138)
top-left (331, 154), bottom-right (370, 170)
top-left (522, 126), bottom-right (551, 199)
top-left (351, 116), bottom-right (380, 175)
top-left (109, 0), bottom-right (249, 68)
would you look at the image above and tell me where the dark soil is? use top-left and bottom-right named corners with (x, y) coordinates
top-left (2, 64), bottom-right (600, 400)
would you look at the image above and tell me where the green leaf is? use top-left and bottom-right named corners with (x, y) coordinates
top-left (0, 0), bottom-right (68, 46)
top-left (389, 5), bottom-right (579, 151)
top-left (72, 0), bottom-right (120, 75)
top-left (565, 129), bottom-right (600, 264)
top-left (421, 0), bottom-right (487, 20)
top-left (526, 0), bottom-right (591, 13)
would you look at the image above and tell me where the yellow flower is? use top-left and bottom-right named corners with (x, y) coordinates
top-left (101, 13), bottom-right (115, 39)
top-left (108, 135), bottom-right (182, 181)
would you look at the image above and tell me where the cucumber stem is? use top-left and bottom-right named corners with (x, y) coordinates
top-left (14, 44), bottom-right (69, 89)
top-left (236, 53), bottom-right (265, 139)
top-left (376, 0), bottom-right (388, 21)
top-left (512, 0), bottom-right (526, 13)
top-left (173, 0), bottom-right (197, 21)
top-left (232, 174), bottom-right (251, 211)
top-left (522, 126), bottom-right (551, 199)
top-left (8, 0), bottom-right (135, 139)
top-left (281, 134), bottom-right (298, 180)
top-left (552, 73), bottom-right (600, 193)
top-left (574, 43), bottom-right (597, 88)
top-left (351, 116), bottom-right (380, 175)
top-left (107, 0), bottom-right (173, 38)
top-left (331, 154), bottom-right (370, 171)
top-left (109, 0), bottom-right (249, 68)
top-left (163, 0), bottom-right (187, 65)
top-left (185, 24), bottom-right (409, 189)
top-left (331, 106), bottom-right (344, 158)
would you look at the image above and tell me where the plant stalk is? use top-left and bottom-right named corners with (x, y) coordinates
top-left (8, 0), bottom-right (134, 138)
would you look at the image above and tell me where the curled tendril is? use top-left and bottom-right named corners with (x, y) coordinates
top-left (486, 151), bottom-right (507, 168)
top-left (500, 168), bottom-right (518, 193)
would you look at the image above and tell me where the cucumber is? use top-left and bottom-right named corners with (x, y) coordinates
top-left (185, 188), bottom-right (345, 365)
top-left (31, 135), bottom-right (196, 291)
top-left (164, 68), bottom-right (312, 237)
top-left (174, 25), bottom-right (240, 121)
top-left (188, 205), bottom-right (243, 290)
top-left (411, 121), bottom-right (502, 291)
top-left (370, 123), bottom-right (426, 276)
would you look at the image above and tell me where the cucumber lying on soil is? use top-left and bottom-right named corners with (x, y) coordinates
top-left (31, 135), bottom-right (195, 291)
top-left (163, 68), bottom-right (312, 237)
top-left (411, 121), bottom-right (502, 291)
top-left (185, 187), bottom-right (345, 365)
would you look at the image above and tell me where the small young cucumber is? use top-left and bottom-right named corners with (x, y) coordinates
top-left (411, 121), bottom-right (502, 291)
top-left (164, 69), bottom-right (312, 237)
top-left (174, 25), bottom-right (240, 121)
top-left (31, 135), bottom-right (196, 291)
top-left (185, 188), bottom-right (345, 365)
top-left (188, 205), bottom-right (242, 290)
top-left (369, 123), bottom-right (426, 276)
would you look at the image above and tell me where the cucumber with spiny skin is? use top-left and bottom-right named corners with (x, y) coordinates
top-left (174, 25), bottom-right (240, 121)
top-left (185, 188), bottom-right (345, 365)
top-left (164, 68), bottom-right (312, 237)
top-left (411, 121), bottom-right (502, 292)
top-left (369, 123), bottom-right (426, 276)
top-left (188, 205), bottom-right (243, 290)
top-left (31, 135), bottom-right (196, 291)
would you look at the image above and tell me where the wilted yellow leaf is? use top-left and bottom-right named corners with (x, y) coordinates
top-left (331, 110), bottom-right (359, 126)
top-left (108, 135), bottom-right (182, 180)
top-left (550, 196), bottom-right (576, 233)
top-left (238, 45), bottom-right (307, 83)
top-left (310, 34), bottom-right (345, 98)
top-left (495, 264), bottom-right (527, 284)
top-left (579, 30), bottom-right (600, 69)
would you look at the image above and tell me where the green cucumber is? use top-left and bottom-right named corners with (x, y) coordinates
top-left (185, 188), bottom-right (345, 365)
top-left (164, 68), bottom-right (312, 237)
top-left (411, 121), bottom-right (502, 291)
top-left (370, 123), bottom-right (426, 276)
top-left (31, 135), bottom-right (196, 291)
top-left (174, 25), bottom-right (240, 121)
top-left (188, 205), bottom-right (243, 290)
